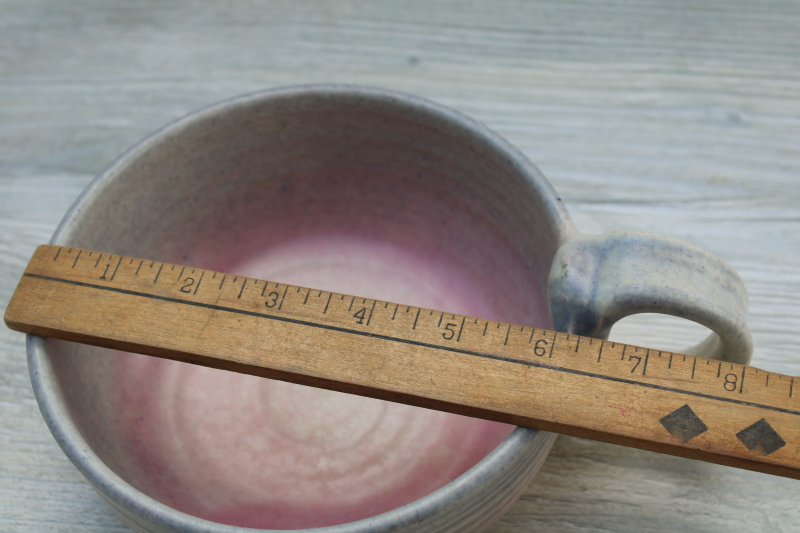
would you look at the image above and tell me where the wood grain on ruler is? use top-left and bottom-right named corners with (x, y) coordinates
top-left (5, 244), bottom-right (800, 479)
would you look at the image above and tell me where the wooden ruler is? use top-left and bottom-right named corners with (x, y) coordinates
top-left (5, 244), bottom-right (800, 479)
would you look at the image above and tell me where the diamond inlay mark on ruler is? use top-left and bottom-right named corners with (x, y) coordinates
top-left (736, 419), bottom-right (786, 456)
top-left (660, 404), bottom-right (708, 443)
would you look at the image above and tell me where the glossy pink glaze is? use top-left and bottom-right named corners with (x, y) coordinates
top-left (108, 236), bottom-right (516, 529)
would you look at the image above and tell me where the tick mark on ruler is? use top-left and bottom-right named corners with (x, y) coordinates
top-left (392, 305), bottom-right (398, 320)
top-left (303, 289), bottom-right (311, 305)
top-left (503, 325), bottom-right (511, 346)
top-left (366, 301), bottom-right (377, 326)
top-left (597, 342), bottom-right (604, 362)
top-left (456, 317), bottom-right (466, 342)
top-left (94, 254), bottom-right (103, 268)
top-left (194, 271), bottom-right (204, 295)
top-left (277, 285), bottom-right (289, 310)
top-left (109, 256), bottom-right (123, 281)
top-left (135, 260), bottom-right (143, 276)
top-left (154, 264), bottom-right (163, 284)
top-left (323, 293), bottom-right (332, 314)
top-left (218, 275), bottom-right (226, 289)
top-left (71, 251), bottom-right (82, 269)
top-left (238, 280), bottom-right (248, 299)
top-left (413, 309), bottom-right (421, 330)
top-left (53, 248), bottom-right (61, 261)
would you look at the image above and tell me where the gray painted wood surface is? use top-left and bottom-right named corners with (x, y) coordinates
top-left (1, 1), bottom-right (798, 531)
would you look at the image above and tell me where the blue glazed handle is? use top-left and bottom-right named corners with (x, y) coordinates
top-left (547, 230), bottom-right (753, 364)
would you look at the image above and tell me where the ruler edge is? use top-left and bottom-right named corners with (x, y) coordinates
top-left (5, 244), bottom-right (800, 480)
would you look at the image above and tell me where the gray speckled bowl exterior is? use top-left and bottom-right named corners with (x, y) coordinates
top-left (20, 86), bottom-right (752, 533)
top-left (28, 86), bottom-right (565, 533)
top-left (27, 85), bottom-right (753, 533)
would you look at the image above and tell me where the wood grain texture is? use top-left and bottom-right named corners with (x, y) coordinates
top-left (7, 245), bottom-right (800, 480)
top-left (1, 1), bottom-right (799, 531)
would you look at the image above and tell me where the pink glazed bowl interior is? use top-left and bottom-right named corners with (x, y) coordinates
top-left (35, 87), bottom-right (564, 530)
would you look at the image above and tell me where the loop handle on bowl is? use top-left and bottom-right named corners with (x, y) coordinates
top-left (547, 231), bottom-right (753, 364)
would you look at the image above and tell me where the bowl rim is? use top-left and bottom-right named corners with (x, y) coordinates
top-left (27, 84), bottom-right (572, 532)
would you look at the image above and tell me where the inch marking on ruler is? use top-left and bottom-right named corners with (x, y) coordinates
top-left (4, 244), bottom-right (800, 479)
top-left (19, 271), bottom-right (800, 416)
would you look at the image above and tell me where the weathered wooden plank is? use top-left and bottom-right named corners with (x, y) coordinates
top-left (1, 0), bottom-right (799, 531)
